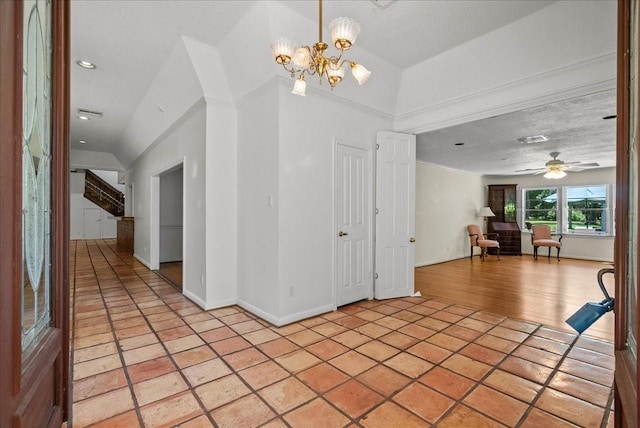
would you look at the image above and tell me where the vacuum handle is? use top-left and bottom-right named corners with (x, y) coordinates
top-left (597, 268), bottom-right (614, 301)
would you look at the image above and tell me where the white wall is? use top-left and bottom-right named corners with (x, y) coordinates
top-left (204, 99), bottom-right (238, 309)
top-left (92, 169), bottom-right (125, 191)
top-left (114, 0), bottom-right (617, 322)
top-left (236, 79), bottom-right (394, 325)
top-left (127, 103), bottom-right (207, 303)
top-left (237, 82), bottom-right (280, 321)
top-left (413, 165), bottom-right (615, 265)
top-left (484, 167), bottom-right (615, 262)
top-left (415, 162), bottom-right (485, 266)
top-left (159, 166), bottom-right (183, 263)
top-left (70, 149), bottom-right (124, 172)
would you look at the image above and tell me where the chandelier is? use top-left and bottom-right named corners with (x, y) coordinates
top-left (270, 0), bottom-right (371, 96)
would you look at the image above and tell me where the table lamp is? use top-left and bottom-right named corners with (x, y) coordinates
top-left (477, 206), bottom-right (495, 232)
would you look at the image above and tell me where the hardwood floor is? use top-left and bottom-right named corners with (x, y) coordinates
top-left (157, 261), bottom-right (182, 290)
top-left (414, 256), bottom-right (614, 343)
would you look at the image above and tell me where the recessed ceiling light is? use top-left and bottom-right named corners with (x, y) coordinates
top-left (603, 115), bottom-right (616, 120)
top-left (517, 135), bottom-right (548, 144)
top-left (76, 60), bottom-right (96, 69)
top-left (454, 142), bottom-right (464, 146)
top-left (78, 140), bottom-right (87, 144)
top-left (77, 115), bottom-right (90, 120)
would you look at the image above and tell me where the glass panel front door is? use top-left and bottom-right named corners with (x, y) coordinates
top-left (22, 0), bottom-right (52, 354)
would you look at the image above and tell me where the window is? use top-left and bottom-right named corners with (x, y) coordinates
top-left (521, 184), bottom-right (614, 236)
top-left (523, 187), bottom-right (558, 232)
top-left (566, 185), bottom-right (608, 233)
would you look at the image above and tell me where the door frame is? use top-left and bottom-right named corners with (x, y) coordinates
top-left (0, 0), bottom-right (70, 426)
top-left (150, 158), bottom-right (185, 272)
top-left (614, 0), bottom-right (639, 425)
top-left (334, 138), bottom-right (374, 308)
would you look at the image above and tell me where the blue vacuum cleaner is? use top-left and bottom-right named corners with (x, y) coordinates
top-left (566, 268), bottom-right (615, 334)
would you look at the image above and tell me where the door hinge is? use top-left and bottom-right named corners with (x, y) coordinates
top-left (374, 273), bottom-right (378, 279)
top-left (375, 208), bottom-right (379, 214)
top-left (376, 144), bottom-right (379, 150)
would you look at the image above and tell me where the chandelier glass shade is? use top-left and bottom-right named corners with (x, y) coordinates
top-left (270, 0), bottom-right (371, 96)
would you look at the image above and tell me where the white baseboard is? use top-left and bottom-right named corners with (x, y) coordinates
top-left (133, 253), bottom-right (151, 268)
top-left (236, 300), bottom-right (336, 327)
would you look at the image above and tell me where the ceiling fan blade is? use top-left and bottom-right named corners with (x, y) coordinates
top-left (565, 162), bottom-right (600, 170)
top-left (515, 167), bottom-right (546, 173)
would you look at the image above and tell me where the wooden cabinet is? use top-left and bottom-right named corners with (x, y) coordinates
top-left (487, 185), bottom-right (521, 255)
top-left (117, 217), bottom-right (134, 254)
top-left (488, 184), bottom-right (517, 223)
top-left (489, 222), bottom-right (521, 255)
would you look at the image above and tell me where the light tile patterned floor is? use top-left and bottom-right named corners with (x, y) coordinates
top-left (69, 239), bottom-right (615, 427)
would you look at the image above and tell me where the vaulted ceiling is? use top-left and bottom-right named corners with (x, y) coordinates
top-left (70, 0), bottom-right (617, 175)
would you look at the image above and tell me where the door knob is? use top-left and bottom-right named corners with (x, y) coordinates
top-left (410, 237), bottom-right (416, 243)
top-left (338, 231), bottom-right (349, 237)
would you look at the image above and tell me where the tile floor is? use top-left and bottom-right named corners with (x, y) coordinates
top-left (69, 239), bottom-right (615, 427)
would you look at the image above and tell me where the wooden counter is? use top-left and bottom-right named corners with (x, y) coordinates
top-left (117, 217), bottom-right (134, 253)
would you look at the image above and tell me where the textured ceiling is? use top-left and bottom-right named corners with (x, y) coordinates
top-left (416, 90), bottom-right (617, 176)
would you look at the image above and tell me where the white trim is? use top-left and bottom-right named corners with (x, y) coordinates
top-left (238, 299), bottom-right (337, 327)
top-left (276, 303), bottom-right (337, 327)
top-left (133, 253), bottom-right (151, 268)
top-left (150, 175), bottom-right (160, 270)
top-left (236, 299), bottom-right (280, 326)
top-left (416, 159), bottom-right (484, 177)
top-left (150, 158), bottom-right (186, 272)
top-left (396, 53), bottom-right (616, 134)
top-left (183, 288), bottom-right (209, 310)
top-left (204, 297), bottom-right (237, 311)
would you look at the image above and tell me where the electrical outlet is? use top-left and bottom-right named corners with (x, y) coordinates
top-left (289, 286), bottom-right (294, 297)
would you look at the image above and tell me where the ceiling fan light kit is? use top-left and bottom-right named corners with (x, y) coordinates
top-left (270, 0), bottom-right (371, 97)
top-left (516, 151), bottom-right (600, 179)
top-left (543, 168), bottom-right (567, 179)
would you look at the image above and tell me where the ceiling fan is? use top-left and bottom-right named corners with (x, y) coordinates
top-left (515, 152), bottom-right (600, 179)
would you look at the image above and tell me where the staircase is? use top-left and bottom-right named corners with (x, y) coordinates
top-left (84, 170), bottom-right (125, 216)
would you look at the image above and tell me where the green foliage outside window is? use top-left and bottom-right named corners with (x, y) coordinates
top-left (524, 188), bottom-right (558, 232)
top-left (523, 185), bottom-right (609, 234)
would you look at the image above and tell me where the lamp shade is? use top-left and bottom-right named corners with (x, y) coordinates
top-left (477, 207), bottom-right (495, 218)
top-left (350, 63), bottom-right (371, 85)
top-left (292, 47), bottom-right (311, 68)
top-left (271, 37), bottom-right (294, 64)
top-left (329, 17), bottom-right (361, 50)
top-left (544, 169), bottom-right (567, 179)
top-left (291, 75), bottom-right (306, 96)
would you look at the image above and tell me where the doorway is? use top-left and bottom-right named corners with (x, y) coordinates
top-left (152, 163), bottom-right (184, 290)
top-left (335, 139), bottom-right (373, 306)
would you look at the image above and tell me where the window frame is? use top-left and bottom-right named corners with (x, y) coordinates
top-left (563, 184), bottom-right (613, 235)
top-left (522, 186), bottom-right (560, 233)
top-left (521, 184), bottom-right (615, 237)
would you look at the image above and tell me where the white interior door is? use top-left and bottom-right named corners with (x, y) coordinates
top-left (336, 141), bottom-right (372, 306)
top-left (83, 208), bottom-right (102, 239)
top-left (375, 131), bottom-right (416, 299)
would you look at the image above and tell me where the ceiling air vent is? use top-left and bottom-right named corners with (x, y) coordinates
top-left (369, 0), bottom-right (396, 10)
top-left (77, 108), bottom-right (103, 118)
top-left (516, 135), bottom-right (548, 144)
